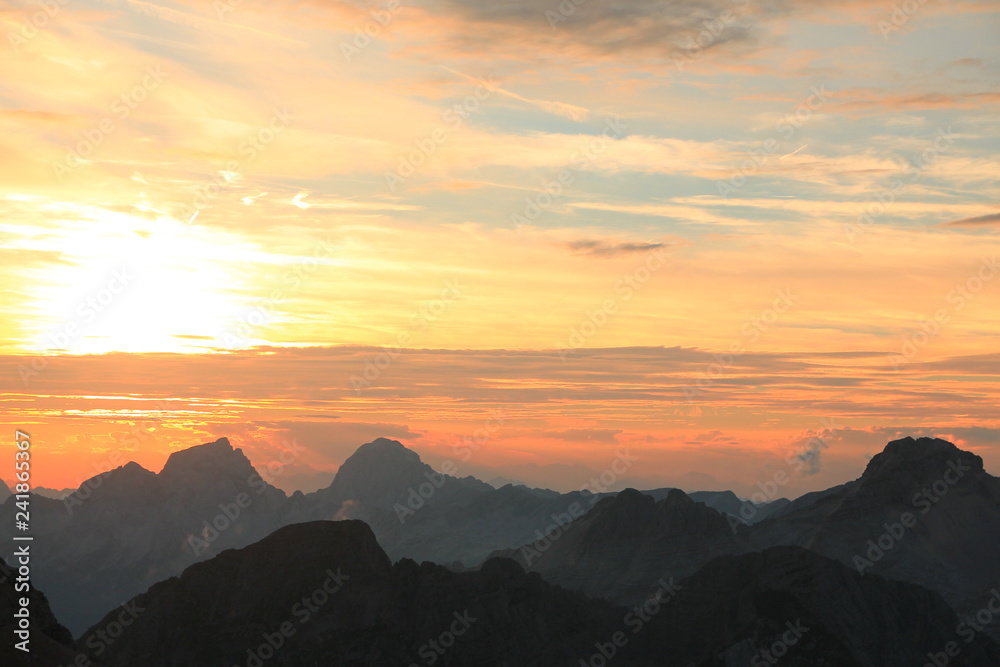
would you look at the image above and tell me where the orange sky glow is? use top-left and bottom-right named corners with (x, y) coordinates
top-left (2, 0), bottom-right (999, 497)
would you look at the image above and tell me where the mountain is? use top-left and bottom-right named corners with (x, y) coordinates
top-left (0, 435), bottom-right (609, 635)
top-left (644, 488), bottom-right (791, 525)
top-left (0, 479), bottom-right (10, 504)
top-left (749, 436), bottom-right (1000, 639)
top-left (11, 432), bottom-right (997, 649)
top-left (0, 556), bottom-right (78, 666)
top-left (0, 437), bottom-right (288, 635)
top-left (639, 545), bottom-right (1000, 666)
top-left (310, 436), bottom-right (493, 508)
top-left (488, 436), bottom-right (1000, 643)
top-left (492, 487), bottom-right (749, 604)
top-left (80, 520), bottom-right (649, 667)
top-left (289, 437), bottom-right (606, 566)
top-left (32, 487), bottom-right (75, 501)
top-left (79, 520), bottom-right (1000, 667)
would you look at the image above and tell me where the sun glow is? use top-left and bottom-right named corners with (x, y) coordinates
top-left (20, 204), bottom-right (254, 354)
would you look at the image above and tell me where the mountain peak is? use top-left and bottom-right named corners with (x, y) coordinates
top-left (158, 437), bottom-right (255, 482)
top-left (106, 461), bottom-right (156, 485)
top-left (861, 436), bottom-right (984, 484)
top-left (663, 488), bottom-right (693, 505)
top-left (317, 438), bottom-right (429, 507)
top-left (354, 436), bottom-right (420, 459)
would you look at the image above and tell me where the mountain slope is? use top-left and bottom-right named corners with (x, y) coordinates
top-left (493, 487), bottom-right (749, 605)
top-left (289, 437), bottom-right (604, 566)
top-left (641, 545), bottom-right (1000, 666)
top-left (749, 436), bottom-right (1000, 638)
top-left (81, 520), bottom-right (649, 667)
top-left (80, 522), bottom-right (1000, 667)
top-left (0, 556), bottom-right (78, 666)
top-left (0, 437), bottom-right (288, 635)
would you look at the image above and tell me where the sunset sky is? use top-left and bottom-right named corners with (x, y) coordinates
top-left (2, 0), bottom-right (999, 497)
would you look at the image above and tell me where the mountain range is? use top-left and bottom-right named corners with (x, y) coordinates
top-left (2, 434), bottom-right (999, 665)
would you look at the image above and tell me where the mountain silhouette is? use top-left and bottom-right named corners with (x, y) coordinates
top-left (0, 437), bottom-right (287, 634)
top-left (750, 436), bottom-right (1000, 639)
top-left (80, 520), bottom-right (649, 666)
top-left (78, 521), bottom-right (1000, 666)
top-left (492, 487), bottom-right (748, 604)
top-left (0, 556), bottom-right (78, 666)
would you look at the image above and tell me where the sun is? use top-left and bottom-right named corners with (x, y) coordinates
top-left (23, 204), bottom-right (256, 354)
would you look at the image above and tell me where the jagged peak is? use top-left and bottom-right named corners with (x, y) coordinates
top-left (158, 437), bottom-right (254, 479)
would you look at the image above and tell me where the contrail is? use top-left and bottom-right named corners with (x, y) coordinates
top-left (779, 144), bottom-right (808, 160)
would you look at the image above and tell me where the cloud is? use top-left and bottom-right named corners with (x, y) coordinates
top-left (543, 428), bottom-right (622, 443)
top-left (396, 0), bottom-right (768, 65)
top-left (942, 212), bottom-right (1000, 228)
top-left (566, 239), bottom-right (668, 257)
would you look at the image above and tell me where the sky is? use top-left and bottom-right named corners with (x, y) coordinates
top-left (1, 0), bottom-right (999, 498)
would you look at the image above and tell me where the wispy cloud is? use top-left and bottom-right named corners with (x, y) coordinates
top-left (565, 239), bottom-right (668, 257)
top-left (942, 212), bottom-right (1000, 227)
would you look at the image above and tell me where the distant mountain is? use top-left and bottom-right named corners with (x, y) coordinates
top-left (0, 436), bottom-right (609, 635)
top-left (492, 487), bottom-right (749, 605)
top-left (0, 479), bottom-right (10, 504)
top-left (0, 556), bottom-right (78, 666)
top-left (643, 488), bottom-right (791, 525)
top-left (0, 437), bottom-right (287, 635)
top-left (32, 487), bottom-right (76, 500)
top-left (288, 436), bottom-right (494, 533)
top-left (288, 437), bottom-right (605, 566)
top-left (750, 436), bottom-right (1000, 639)
top-left (81, 520), bottom-right (650, 667)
